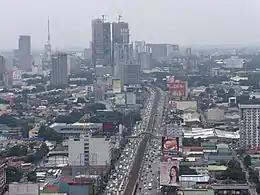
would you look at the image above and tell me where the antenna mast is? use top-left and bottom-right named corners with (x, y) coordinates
top-left (47, 16), bottom-right (50, 42)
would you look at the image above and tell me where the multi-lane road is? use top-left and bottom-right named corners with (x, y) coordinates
top-left (136, 88), bottom-right (167, 195)
top-left (104, 87), bottom-right (157, 195)
top-left (123, 87), bottom-right (166, 195)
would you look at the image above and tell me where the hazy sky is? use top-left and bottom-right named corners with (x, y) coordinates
top-left (1, 0), bottom-right (260, 50)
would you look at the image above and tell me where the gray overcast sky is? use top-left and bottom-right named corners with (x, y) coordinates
top-left (1, 0), bottom-right (260, 50)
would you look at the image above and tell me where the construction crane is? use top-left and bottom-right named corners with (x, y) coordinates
top-left (118, 14), bottom-right (122, 22)
top-left (101, 14), bottom-right (107, 22)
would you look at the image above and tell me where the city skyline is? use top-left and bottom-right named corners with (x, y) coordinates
top-left (1, 0), bottom-right (260, 50)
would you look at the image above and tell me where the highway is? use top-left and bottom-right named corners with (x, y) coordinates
top-left (136, 88), bottom-right (167, 195)
top-left (123, 87), bottom-right (161, 195)
top-left (104, 87), bottom-right (156, 195)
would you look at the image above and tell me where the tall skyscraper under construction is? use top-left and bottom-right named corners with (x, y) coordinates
top-left (112, 17), bottom-right (129, 64)
top-left (91, 17), bottom-right (111, 67)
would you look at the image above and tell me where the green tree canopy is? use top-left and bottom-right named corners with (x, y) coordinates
top-left (221, 160), bottom-right (245, 181)
top-left (8, 145), bottom-right (28, 157)
top-left (244, 155), bottom-right (252, 168)
top-left (256, 183), bottom-right (260, 194)
top-left (38, 125), bottom-right (63, 142)
top-left (248, 168), bottom-right (259, 183)
top-left (70, 110), bottom-right (84, 121)
top-left (86, 103), bottom-right (106, 113)
top-left (25, 142), bottom-right (49, 163)
top-left (54, 115), bottom-right (77, 124)
top-left (27, 171), bottom-right (37, 182)
top-left (179, 165), bottom-right (197, 175)
top-left (5, 166), bottom-right (22, 183)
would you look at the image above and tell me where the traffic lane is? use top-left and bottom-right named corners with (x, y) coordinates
top-left (147, 143), bottom-right (161, 193)
top-left (147, 161), bottom-right (158, 195)
top-left (137, 142), bottom-right (157, 193)
top-left (106, 90), bottom-right (157, 194)
top-left (139, 145), bottom-right (157, 186)
top-left (139, 149), bottom-right (159, 195)
top-left (123, 88), bottom-right (160, 194)
top-left (105, 139), bottom-right (140, 194)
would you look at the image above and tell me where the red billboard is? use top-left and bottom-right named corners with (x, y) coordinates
top-left (162, 136), bottom-right (179, 153)
top-left (167, 78), bottom-right (187, 98)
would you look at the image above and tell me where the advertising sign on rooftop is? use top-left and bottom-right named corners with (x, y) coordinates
top-left (167, 78), bottom-right (187, 98)
top-left (112, 79), bottom-right (122, 93)
top-left (162, 136), bottom-right (179, 153)
top-left (160, 161), bottom-right (179, 186)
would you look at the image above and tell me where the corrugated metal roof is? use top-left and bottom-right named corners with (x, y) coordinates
top-left (180, 175), bottom-right (210, 182)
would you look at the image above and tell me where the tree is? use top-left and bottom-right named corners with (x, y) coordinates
top-left (38, 125), bottom-right (63, 142)
top-left (179, 165), bottom-right (197, 175)
top-left (70, 110), bottom-right (84, 121)
top-left (217, 88), bottom-right (226, 97)
top-left (25, 143), bottom-right (49, 163)
top-left (249, 168), bottom-right (259, 183)
top-left (256, 183), bottom-right (260, 195)
top-left (221, 160), bottom-right (245, 181)
top-left (0, 98), bottom-right (8, 104)
top-left (205, 87), bottom-right (212, 94)
top-left (27, 171), bottom-right (37, 182)
top-left (55, 115), bottom-right (77, 124)
top-left (8, 145), bottom-right (28, 157)
top-left (228, 88), bottom-right (235, 96)
top-left (21, 123), bottom-right (30, 138)
top-left (5, 166), bottom-right (22, 183)
top-left (244, 155), bottom-right (252, 168)
top-left (86, 103), bottom-right (106, 113)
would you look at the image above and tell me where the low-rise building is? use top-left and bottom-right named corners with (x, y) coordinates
top-left (206, 108), bottom-right (225, 122)
top-left (50, 122), bottom-right (103, 139)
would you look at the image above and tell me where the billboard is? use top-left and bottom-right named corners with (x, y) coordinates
top-left (103, 122), bottom-right (119, 134)
top-left (112, 79), bottom-right (122, 93)
top-left (162, 136), bottom-right (179, 153)
top-left (160, 161), bottom-right (179, 186)
top-left (167, 78), bottom-right (187, 98)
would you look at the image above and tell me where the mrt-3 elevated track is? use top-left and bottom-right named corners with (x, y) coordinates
top-left (123, 87), bottom-right (160, 195)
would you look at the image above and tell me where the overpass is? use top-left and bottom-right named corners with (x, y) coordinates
top-left (127, 131), bottom-right (161, 139)
top-left (47, 150), bottom-right (68, 157)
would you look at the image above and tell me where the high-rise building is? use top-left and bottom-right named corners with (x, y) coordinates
top-left (239, 104), bottom-right (260, 149)
top-left (0, 56), bottom-right (6, 86)
top-left (146, 43), bottom-right (179, 61)
top-left (18, 35), bottom-right (31, 71)
top-left (113, 43), bottom-right (132, 78)
top-left (139, 52), bottom-right (152, 71)
top-left (124, 64), bottom-right (140, 85)
top-left (186, 48), bottom-right (192, 56)
top-left (91, 18), bottom-right (111, 67)
top-left (111, 21), bottom-right (129, 66)
top-left (51, 53), bottom-right (68, 87)
top-left (0, 56), bottom-right (6, 74)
